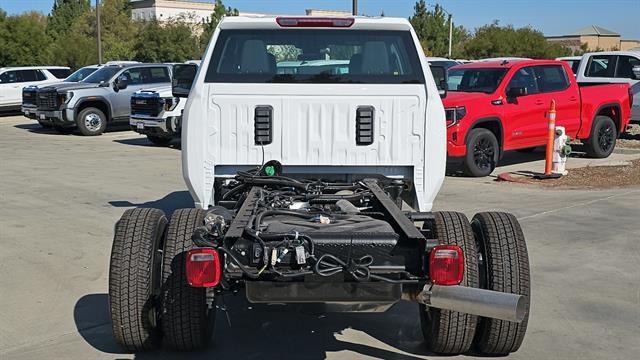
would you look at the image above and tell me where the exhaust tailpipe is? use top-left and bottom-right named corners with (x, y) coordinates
top-left (414, 285), bottom-right (527, 323)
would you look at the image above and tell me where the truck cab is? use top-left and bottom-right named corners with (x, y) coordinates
top-left (109, 16), bottom-right (531, 357)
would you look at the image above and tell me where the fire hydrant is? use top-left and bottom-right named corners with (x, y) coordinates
top-left (552, 126), bottom-right (572, 175)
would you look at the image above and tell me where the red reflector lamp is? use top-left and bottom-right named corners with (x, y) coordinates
top-left (429, 244), bottom-right (464, 285)
top-left (185, 248), bottom-right (220, 287)
top-left (276, 17), bottom-right (355, 28)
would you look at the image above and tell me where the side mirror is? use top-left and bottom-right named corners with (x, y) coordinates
top-left (506, 87), bottom-right (527, 98)
top-left (172, 64), bottom-right (198, 98)
top-left (430, 65), bottom-right (448, 99)
top-left (114, 76), bottom-right (128, 91)
top-left (632, 65), bottom-right (640, 80)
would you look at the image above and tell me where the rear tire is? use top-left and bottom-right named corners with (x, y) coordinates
top-left (584, 115), bottom-right (616, 158)
top-left (471, 212), bottom-right (530, 355)
top-left (76, 107), bottom-right (107, 136)
top-left (161, 209), bottom-right (217, 351)
top-left (109, 208), bottom-right (168, 351)
top-left (147, 135), bottom-right (172, 146)
top-left (462, 128), bottom-right (499, 177)
top-left (420, 211), bottom-right (479, 354)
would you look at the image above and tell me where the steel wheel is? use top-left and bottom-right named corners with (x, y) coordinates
top-left (84, 113), bottom-right (103, 132)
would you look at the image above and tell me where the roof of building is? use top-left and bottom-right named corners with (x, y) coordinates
top-left (569, 25), bottom-right (619, 37)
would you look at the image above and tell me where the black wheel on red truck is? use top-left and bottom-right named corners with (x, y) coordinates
top-left (109, 208), bottom-right (168, 351)
top-left (161, 208), bottom-right (217, 351)
top-left (584, 115), bottom-right (617, 158)
top-left (471, 212), bottom-right (530, 355)
top-left (420, 211), bottom-right (480, 354)
top-left (462, 128), bottom-right (499, 177)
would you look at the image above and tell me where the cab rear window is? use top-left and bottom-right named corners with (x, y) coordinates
top-left (205, 30), bottom-right (424, 84)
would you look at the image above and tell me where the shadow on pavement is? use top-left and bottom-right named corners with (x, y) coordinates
top-left (74, 294), bottom-right (128, 354)
top-left (108, 191), bottom-right (193, 216)
top-left (13, 123), bottom-right (66, 135)
top-left (113, 137), bottom-right (181, 150)
top-left (75, 292), bottom-right (433, 360)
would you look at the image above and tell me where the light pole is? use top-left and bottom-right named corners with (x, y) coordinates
top-left (96, 0), bottom-right (103, 64)
top-left (352, 0), bottom-right (358, 16)
top-left (428, 4), bottom-right (453, 58)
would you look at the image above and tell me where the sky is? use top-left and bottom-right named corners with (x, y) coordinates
top-left (1, 0), bottom-right (638, 39)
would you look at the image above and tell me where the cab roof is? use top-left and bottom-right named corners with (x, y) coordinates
top-left (219, 15), bottom-right (413, 31)
top-left (450, 59), bottom-right (564, 70)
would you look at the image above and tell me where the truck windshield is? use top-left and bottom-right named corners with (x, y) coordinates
top-left (448, 68), bottom-right (508, 93)
top-left (66, 67), bottom-right (99, 82)
top-left (205, 30), bottom-right (424, 84)
top-left (83, 67), bottom-right (121, 84)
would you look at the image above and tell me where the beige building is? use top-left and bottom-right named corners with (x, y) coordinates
top-left (130, 0), bottom-right (216, 23)
top-left (305, 9), bottom-right (352, 16)
top-left (547, 25), bottom-right (640, 53)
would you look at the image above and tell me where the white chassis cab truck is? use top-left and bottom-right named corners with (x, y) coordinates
top-left (109, 16), bottom-right (531, 356)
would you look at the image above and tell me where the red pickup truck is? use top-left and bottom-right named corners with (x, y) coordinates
top-left (444, 59), bottom-right (632, 176)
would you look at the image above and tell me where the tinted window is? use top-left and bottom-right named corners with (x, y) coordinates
top-left (586, 55), bottom-right (615, 77)
top-left (36, 70), bottom-right (47, 81)
top-left (535, 65), bottom-right (570, 93)
top-left (65, 67), bottom-right (99, 82)
top-left (148, 67), bottom-right (171, 83)
top-left (506, 67), bottom-right (539, 95)
top-left (448, 68), bottom-right (508, 93)
top-left (48, 68), bottom-right (71, 79)
top-left (206, 30), bottom-right (424, 84)
top-left (121, 68), bottom-right (145, 85)
top-left (83, 67), bottom-right (121, 83)
top-left (615, 55), bottom-right (640, 79)
top-left (0, 71), bottom-right (18, 83)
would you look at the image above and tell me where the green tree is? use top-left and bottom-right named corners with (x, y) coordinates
top-left (134, 19), bottom-right (200, 62)
top-left (200, 0), bottom-right (238, 52)
top-left (462, 22), bottom-right (571, 59)
top-left (46, 0), bottom-right (90, 40)
top-left (409, 1), bottom-right (468, 58)
top-left (0, 11), bottom-right (51, 66)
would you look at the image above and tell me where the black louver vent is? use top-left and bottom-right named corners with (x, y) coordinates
top-left (254, 106), bottom-right (273, 145)
top-left (37, 91), bottom-right (58, 111)
top-left (356, 106), bottom-right (374, 145)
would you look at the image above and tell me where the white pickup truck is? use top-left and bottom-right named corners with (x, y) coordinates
top-left (108, 16), bottom-right (531, 356)
top-left (129, 61), bottom-right (200, 145)
top-left (572, 51), bottom-right (640, 124)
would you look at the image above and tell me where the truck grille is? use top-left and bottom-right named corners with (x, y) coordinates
top-left (131, 94), bottom-right (162, 117)
top-left (37, 90), bottom-right (59, 111)
top-left (22, 88), bottom-right (38, 106)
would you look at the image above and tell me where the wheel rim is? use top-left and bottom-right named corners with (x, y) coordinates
top-left (473, 137), bottom-right (495, 171)
top-left (597, 123), bottom-right (615, 153)
top-left (84, 113), bottom-right (102, 132)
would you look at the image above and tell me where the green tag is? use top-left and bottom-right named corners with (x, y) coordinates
top-left (264, 165), bottom-right (275, 176)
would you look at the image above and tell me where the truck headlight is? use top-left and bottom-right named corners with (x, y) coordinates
top-left (163, 97), bottom-right (179, 111)
top-left (445, 106), bottom-right (466, 127)
top-left (58, 91), bottom-right (73, 104)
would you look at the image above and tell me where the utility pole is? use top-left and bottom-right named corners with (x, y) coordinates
top-left (448, 14), bottom-right (453, 58)
top-left (352, 0), bottom-right (358, 15)
top-left (96, 0), bottom-right (103, 64)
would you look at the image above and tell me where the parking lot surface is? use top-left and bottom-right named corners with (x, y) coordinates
top-left (1, 115), bottom-right (639, 359)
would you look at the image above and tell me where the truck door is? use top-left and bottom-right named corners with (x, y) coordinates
top-left (503, 66), bottom-right (547, 148)
top-left (533, 65), bottom-right (580, 137)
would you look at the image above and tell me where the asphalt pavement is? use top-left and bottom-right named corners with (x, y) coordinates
top-left (1, 115), bottom-right (639, 359)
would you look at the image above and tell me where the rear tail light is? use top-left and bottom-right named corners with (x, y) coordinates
top-left (276, 17), bottom-right (354, 28)
top-left (185, 248), bottom-right (221, 287)
top-left (429, 244), bottom-right (464, 285)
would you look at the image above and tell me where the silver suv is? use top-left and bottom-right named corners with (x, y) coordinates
top-left (36, 63), bottom-right (172, 135)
